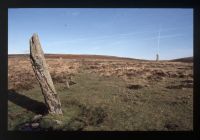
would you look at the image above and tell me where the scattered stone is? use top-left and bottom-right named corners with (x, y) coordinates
top-left (31, 123), bottom-right (39, 128)
top-left (32, 114), bottom-right (43, 122)
top-left (54, 120), bottom-right (62, 125)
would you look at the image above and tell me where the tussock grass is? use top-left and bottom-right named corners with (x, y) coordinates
top-left (8, 57), bottom-right (193, 131)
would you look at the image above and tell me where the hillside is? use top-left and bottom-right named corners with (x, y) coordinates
top-left (8, 54), bottom-right (193, 62)
top-left (170, 57), bottom-right (193, 63)
top-left (8, 54), bottom-right (142, 61)
top-left (8, 54), bottom-right (193, 131)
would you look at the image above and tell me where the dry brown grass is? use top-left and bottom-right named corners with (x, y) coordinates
top-left (8, 57), bottom-right (81, 91)
top-left (8, 55), bottom-right (193, 131)
top-left (9, 56), bottom-right (193, 91)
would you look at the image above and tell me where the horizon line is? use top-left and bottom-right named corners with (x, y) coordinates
top-left (8, 53), bottom-right (193, 61)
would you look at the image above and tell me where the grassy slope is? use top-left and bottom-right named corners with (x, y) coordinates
top-left (8, 68), bottom-right (193, 131)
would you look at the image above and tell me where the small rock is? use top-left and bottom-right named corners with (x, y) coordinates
top-left (32, 114), bottom-right (43, 122)
top-left (31, 123), bottom-right (39, 128)
top-left (54, 120), bottom-right (62, 125)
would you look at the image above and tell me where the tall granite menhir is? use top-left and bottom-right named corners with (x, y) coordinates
top-left (30, 33), bottom-right (63, 115)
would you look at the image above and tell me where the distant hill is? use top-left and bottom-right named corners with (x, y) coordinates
top-left (170, 57), bottom-right (193, 63)
top-left (8, 54), bottom-right (144, 61)
top-left (8, 54), bottom-right (193, 63)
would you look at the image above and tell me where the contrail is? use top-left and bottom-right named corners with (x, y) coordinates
top-left (157, 24), bottom-right (161, 55)
top-left (47, 25), bottom-right (190, 47)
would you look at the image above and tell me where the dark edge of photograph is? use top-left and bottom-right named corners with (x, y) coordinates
top-left (0, 0), bottom-right (199, 140)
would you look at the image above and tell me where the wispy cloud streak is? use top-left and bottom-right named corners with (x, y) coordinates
top-left (47, 26), bottom-right (191, 47)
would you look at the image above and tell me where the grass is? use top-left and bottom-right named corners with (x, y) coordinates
top-left (8, 69), bottom-right (193, 131)
top-left (8, 57), bottom-right (193, 131)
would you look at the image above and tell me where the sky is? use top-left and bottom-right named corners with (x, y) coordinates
top-left (8, 8), bottom-right (193, 60)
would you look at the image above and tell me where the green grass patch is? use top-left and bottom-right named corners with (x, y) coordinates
top-left (8, 71), bottom-right (193, 131)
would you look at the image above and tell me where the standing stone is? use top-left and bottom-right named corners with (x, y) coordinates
top-left (65, 81), bottom-right (70, 89)
top-left (30, 33), bottom-right (62, 115)
top-left (156, 54), bottom-right (159, 61)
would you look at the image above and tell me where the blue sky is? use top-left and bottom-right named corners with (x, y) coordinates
top-left (8, 8), bottom-right (193, 60)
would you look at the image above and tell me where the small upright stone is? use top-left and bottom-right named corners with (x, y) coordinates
top-left (65, 81), bottom-right (70, 89)
top-left (156, 54), bottom-right (159, 61)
